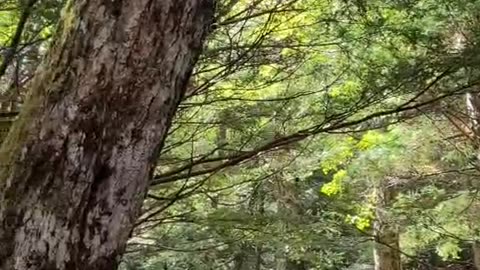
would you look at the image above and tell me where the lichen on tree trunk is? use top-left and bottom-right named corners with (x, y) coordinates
top-left (0, 0), bottom-right (215, 269)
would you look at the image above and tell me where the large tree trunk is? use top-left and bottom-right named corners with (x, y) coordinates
top-left (0, 0), bottom-right (214, 269)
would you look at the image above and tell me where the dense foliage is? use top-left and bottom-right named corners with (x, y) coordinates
top-left (3, 0), bottom-right (480, 269)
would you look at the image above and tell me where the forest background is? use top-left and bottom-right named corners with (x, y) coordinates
top-left (2, 0), bottom-right (480, 269)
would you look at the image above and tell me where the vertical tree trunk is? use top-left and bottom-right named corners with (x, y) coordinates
top-left (233, 185), bottom-right (265, 270)
top-left (465, 92), bottom-right (480, 270)
top-left (0, 0), bottom-right (215, 269)
top-left (472, 242), bottom-right (480, 270)
top-left (373, 181), bottom-right (402, 270)
top-left (233, 246), bottom-right (259, 270)
top-left (466, 92), bottom-right (480, 149)
top-left (286, 260), bottom-right (307, 270)
top-left (464, 82), bottom-right (480, 270)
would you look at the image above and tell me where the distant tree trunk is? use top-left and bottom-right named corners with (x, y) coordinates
top-left (286, 260), bottom-right (307, 270)
top-left (217, 120), bottom-right (227, 157)
top-left (465, 88), bottom-right (480, 270)
top-left (465, 92), bottom-right (480, 270)
top-left (373, 181), bottom-right (402, 270)
top-left (465, 92), bottom-right (480, 148)
top-left (472, 242), bottom-right (480, 270)
top-left (465, 93), bottom-right (480, 270)
top-left (0, 0), bottom-right (215, 269)
top-left (233, 246), bottom-right (259, 270)
top-left (233, 184), bottom-right (265, 270)
top-left (275, 252), bottom-right (287, 270)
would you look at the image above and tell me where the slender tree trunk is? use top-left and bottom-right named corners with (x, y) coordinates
top-left (233, 186), bottom-right (265, 270)
top-left (286, 260), bottom-right (307, 270)
top-left (0, 0), bottom-right (38, 79)
top-left (233, 246), bottom-right (259, 270)
top-left (466, 92), bottom-right (480, 149)
top-left (465, 86), bottom-right (480, 270)
top-left (373, 181), bottom-right (402, 270)
top-left (0, 0), bottom-right (215, 269)
top-left (465, 92), bottom-right (480, 269)
top-left (472, 242), bottom-right (480, 270)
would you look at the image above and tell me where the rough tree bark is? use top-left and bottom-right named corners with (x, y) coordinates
top-left (0, 0), bottom-right (215, 269)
